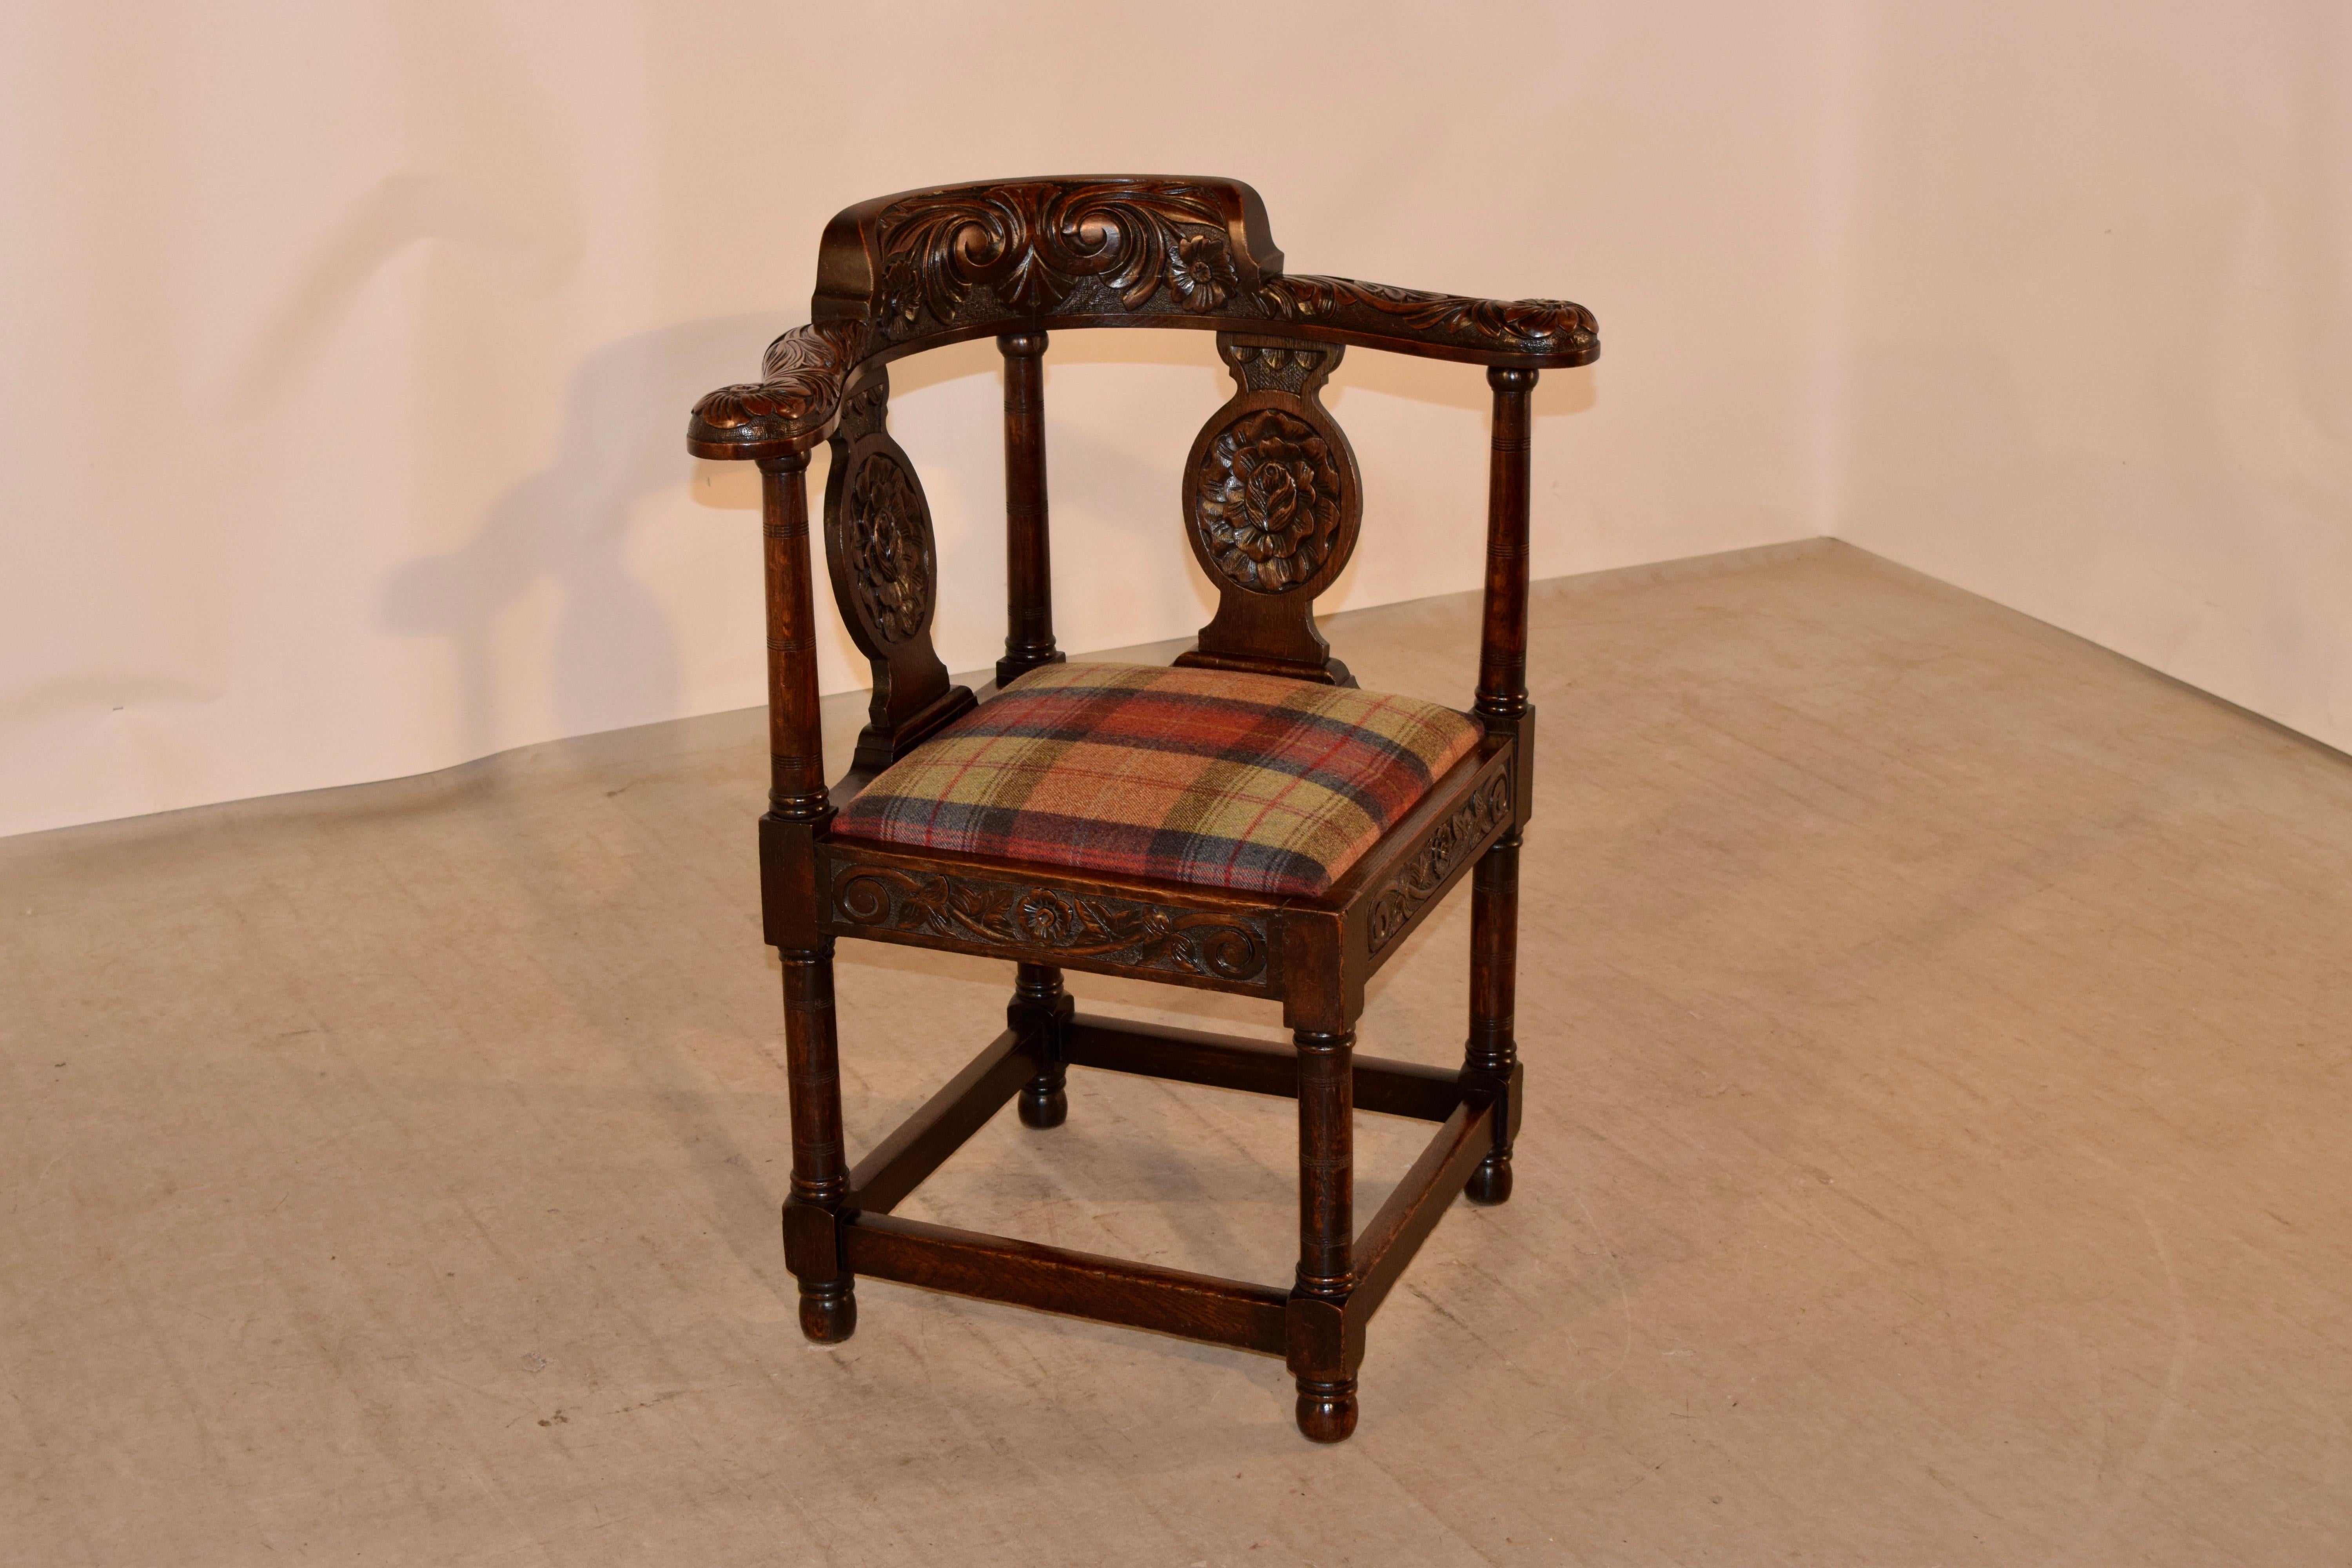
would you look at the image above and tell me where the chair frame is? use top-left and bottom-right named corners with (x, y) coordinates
top-left (687, 176), bottom-right (1597, 1442)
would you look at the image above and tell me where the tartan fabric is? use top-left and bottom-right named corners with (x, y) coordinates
top-left (830, 662), bottom-right (1483, 898)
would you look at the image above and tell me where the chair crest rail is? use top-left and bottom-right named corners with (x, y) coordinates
top-left (689, 176), bottom-right (1598, 461)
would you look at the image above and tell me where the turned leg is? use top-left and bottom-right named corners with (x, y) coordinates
top-left (1009, 962), bottom-right (1071, 1129)
top-left (1292, 1027), bottom-right (1358, 1441)
top-left (780, 940), bottom-right (855, 1342)
top-left (1464, 829), bottom-right (1522, 1205)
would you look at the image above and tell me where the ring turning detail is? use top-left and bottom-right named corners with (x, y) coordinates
top-left (693, 174), bottom-right (1593, 1441)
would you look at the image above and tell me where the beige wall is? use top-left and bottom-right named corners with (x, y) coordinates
top-left (15, 3), bottom-right (2343, 841)
top-left (0, 2), bottom-right (1838, 837)
top-left (1828, 3), bottom-right (2352, 755)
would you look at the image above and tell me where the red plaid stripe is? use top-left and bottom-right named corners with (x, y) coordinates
top-left (830, 662), bottom-right (1481, 897)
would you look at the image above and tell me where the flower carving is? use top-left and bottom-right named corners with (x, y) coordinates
top-left (1195, 410), bottom-right (1347, 593)
top-left (687, 321), bottom-right (861, 453)
top-left (1493, 297), bottom-right (1596, 347)
top-left (1167, 233), bottom-right (1236, 312)
top-left (845, 456), bottom-right (932, 643)
top-left (693, 382), bottom-right (820, 428)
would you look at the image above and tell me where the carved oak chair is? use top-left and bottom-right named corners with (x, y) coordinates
top-left (686, 177), bottom-right (1597, 1442)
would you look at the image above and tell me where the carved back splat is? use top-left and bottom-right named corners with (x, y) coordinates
top-left (1176, 334), bottom-right (1362, 686)
top-left (823, 371), bottom-right (976, 783)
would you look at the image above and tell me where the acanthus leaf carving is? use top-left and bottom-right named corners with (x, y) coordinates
top-left (687, 319), bottom-right (864, 453)
top-left (872, 180), bottom-right (1243, 339)
top-left (1250, 275), bottom-right (1598, 359)
top-left (690, 179), bottom-right (1601, 465)
top-left (833, 864), bottom-right (1269, 983)
top-left (1367, 768), bottom-right (1514, 955)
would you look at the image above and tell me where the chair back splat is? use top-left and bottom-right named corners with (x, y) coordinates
top-left (688, 175), bottom-right (1597, 1443)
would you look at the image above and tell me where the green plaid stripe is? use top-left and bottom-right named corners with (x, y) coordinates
top-left (831, 662), bottom-right (1481, 897)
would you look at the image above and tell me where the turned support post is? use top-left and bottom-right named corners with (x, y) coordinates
top-left (996, 331), bottom-right (1063, 689)
top-left (1292, 1027), bottom-right (1358, 1441)
top-left (761, 452), bottom-right (856, 1341)
top-left (761, 452), bottom-right (828, 817)
top-left (1465, 828), bottom-right (1523, 1203)
top-left (1477, 366), bottom-right (1536, 727)
top-left (1010, 962), bottom-right (1071, 1129)
top-left (1466, 367), bottom-right (1535, 1206)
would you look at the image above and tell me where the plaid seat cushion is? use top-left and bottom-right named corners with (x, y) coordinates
top-left (830, 662), bottom-right (1483, 898)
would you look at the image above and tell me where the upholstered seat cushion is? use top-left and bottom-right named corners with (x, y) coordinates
top-left (829, 662), bottom-right (1483, 898)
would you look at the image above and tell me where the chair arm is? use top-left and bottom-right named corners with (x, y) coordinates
top-left (1255, 275), bottom-right (1597, 368)
top-left (688, 320), bottom-right (865, 461)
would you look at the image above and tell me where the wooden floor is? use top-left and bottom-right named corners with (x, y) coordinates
top-left (6, 541), bottom-right (2350, 1566)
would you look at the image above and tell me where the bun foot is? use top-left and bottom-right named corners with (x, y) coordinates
top-left (1464, 1153), bottom-right (1513, 1206)
top-left (1294, 1377), bottom-right (1359, 1443)
top-left (1017, 1082), bottom-right (1068, 1129)
top-left (798, 1282), bottom-right (857, 1344)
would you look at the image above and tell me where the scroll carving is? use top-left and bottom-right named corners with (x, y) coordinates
top-left (871, 180), bottom-right (1247, 339)
top-left (687, 320), bottom-right (863, 459)
top-left (854, 181), bottom-right (1599, 363)
top-left (1253, 275), bottom-right (1597, 360)
top-left (833, 864), bottom-right (1270, 983)
top-left (1367, 768), bottom-right (1514, 955)
top-left (690, 178), bottom-right (1599, 462)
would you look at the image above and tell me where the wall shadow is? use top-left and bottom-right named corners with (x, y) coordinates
top-left (377, 314), bottom-right (776, 759)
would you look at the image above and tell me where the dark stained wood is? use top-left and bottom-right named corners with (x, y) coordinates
top-left (1466, 369), bottom-right (1534, 1209)
top-left (1478, 366), bottom-right (1536, 726)
top-left (779, 939), bottom-right (855, 1343)
top-left (1174, 334), bottom-right (1359, 686)
top-left (1009, 962), bottom-right (1071, 1129)
top-left (1290, 1027), bottom-right (1356, 1441)
top-left (845, 1028), bottom-right (1034, 1214)
top-left (817, 840), bottom-right (1281, 998)
top-left (1348, 1097), bottom-right (1496, 1321)
top-left (822, 372), bottom-right (976, 788)
top-left (1464, 830), bottom-right (1523, 1205)
top-left (689, 180), bottom-right (1596, 463)
top-left (758, 452), bottom-right (826, 820)
top-left (844, 1212), bottom-right (1290, 1355)
top-left (1464, 368), bottom-right (1534, 1207)
top-left (1064, 1014), bottom-right (1461, 1122)
top-left (1328, 739), bottom-right (1516, 999)
top-left (996, 332), bottom-right (1064, 689)
top-left (1292, 1029), bottom-right (1355, 1302)
top-left (689, 176), bottom-right (1593, 1442)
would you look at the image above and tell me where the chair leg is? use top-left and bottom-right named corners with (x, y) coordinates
top-left (780, 941), bottom-right (856, 1342)
top-left (1292, 1027), bottom-right (1358, 1441)
top-left (1464, 828), bottom-right (1521, 1205)
top-left (1010, 962), bottom-right (1070, 1129)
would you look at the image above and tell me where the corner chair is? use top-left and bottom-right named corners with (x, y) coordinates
top-left (686, 176), bottom-right (1598, 1442)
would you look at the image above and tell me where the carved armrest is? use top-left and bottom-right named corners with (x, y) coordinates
top-left (690, 178), bottom-right (1601, 462)
top-left (688, 319), bottom-right (865, 461)
top-left (1252, 275), bottom-right (1597, 368)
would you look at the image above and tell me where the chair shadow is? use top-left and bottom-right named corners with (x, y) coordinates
top-left (376, 315), bottom-right (779, 760)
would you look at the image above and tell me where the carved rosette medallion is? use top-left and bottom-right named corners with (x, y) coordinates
top-left (841, 452), bottom-right (932, 644)
top-left (824, 377), bottom-right (940, 658)
top-left (1193, 408), bottom-right (1347, 593)
top-left (831, 864), bottom-right (1270, 984)
top-left (1367, 767), bottom-right (1514, 954)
